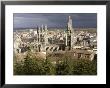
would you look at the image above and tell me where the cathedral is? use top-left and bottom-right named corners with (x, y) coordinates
top-left (14, 16), bottom-right (75, 53)
top-left (45, 16), bottom-right (74, 52)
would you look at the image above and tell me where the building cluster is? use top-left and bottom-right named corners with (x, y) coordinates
top-left (14, 16), bottom-right (97, 60)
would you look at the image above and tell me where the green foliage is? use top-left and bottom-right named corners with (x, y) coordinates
top-left (56, 58), bottom-right (73, 75)
top-left (41, 58), bottom-right (55, 75)
top-left (14, 61), bottom-right (24, 75)
top-left (73, 59), bottom-right (97, 75)
top-left (14, 52), bottom-right (97, 75)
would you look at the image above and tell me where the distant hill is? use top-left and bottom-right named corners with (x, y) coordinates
top-left (14, 27), bottom-right (97, 33)
top-left (74, 28), bottom-right (97, 33)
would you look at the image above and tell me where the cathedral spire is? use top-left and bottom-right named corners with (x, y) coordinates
top-left (68, 16), bottom-right (72, 27)
top-left (69, 16), bottom-right (71, 20)
top-left (45, 25), bottom-right (47, 30)
top-left (41, 24), bottom-right (43, 32)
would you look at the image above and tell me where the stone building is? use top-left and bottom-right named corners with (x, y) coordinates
top-left (72, 49), bottom-right (96, 61)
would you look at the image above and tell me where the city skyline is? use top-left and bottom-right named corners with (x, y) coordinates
top-left (14, 13), bottom-right (97, 29)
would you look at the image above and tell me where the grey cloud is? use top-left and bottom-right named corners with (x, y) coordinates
top-left (14, 13), bottom-right (97, 29)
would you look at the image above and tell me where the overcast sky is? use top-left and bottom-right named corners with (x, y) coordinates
top-left (13, 13), bottom-right (97, 29)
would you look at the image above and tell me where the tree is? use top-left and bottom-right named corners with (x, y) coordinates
top-left (56, 57), bottom-right (73, 75)
top-left (14, 51), bottom-right (97, 75)
top-left (14, 61), bottom-right (24, 75)
top-left (41, 58), bottom-right (55, 75)
top-left (73, 59), bottom-right (97, 75)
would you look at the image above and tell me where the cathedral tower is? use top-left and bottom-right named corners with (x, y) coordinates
top-left (44, 25), bottom-right (48, 46)
top-left (66, 16), bottom-right (74, 50)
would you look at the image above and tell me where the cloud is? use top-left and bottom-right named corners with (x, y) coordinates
top-left (13, 13), bottom-right (97, 29)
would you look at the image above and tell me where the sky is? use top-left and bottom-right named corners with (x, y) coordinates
top-left (13, 13), bottom-right (97, 29)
